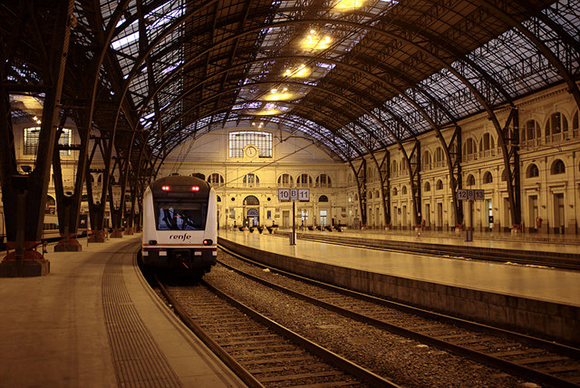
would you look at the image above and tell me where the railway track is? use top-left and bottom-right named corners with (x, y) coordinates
top-left (215, 244), bottom-right (580, 388)
top-left (155, 276), bottom-right (399, 387)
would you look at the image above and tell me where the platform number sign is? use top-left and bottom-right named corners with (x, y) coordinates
top-left (457, 189), bottom-right (484, 201)
top-left (290, 189), bottom-right (298, 201)
top-left (278, 188), bottom-right (290, 201)
top-left (279, 188), bottom-right (309, 202)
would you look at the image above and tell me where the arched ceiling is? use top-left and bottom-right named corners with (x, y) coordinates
top-left (3, 0), bottom-right (580, 165)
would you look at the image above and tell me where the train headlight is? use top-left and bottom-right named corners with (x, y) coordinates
top-left (148, 240), bottom-right (158, 245)
top-left (203, 239), bottom-right (213, 245)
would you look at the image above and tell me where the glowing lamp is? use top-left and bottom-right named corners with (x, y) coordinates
top-left (161, 185), bottom-right (171, 191)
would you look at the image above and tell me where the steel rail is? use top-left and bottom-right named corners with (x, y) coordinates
top-left (154, 273), bottom-right (400, 387)
top-left (218, 244), bottom-right (580, 388)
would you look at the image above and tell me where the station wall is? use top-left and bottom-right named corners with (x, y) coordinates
top-left (162, 83), bottom-right (580, 235)
top-left (2, 83), bottom-right (578, 236)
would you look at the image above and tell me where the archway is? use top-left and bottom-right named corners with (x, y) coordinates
top-left (244, 196), bottom-right (260, 226)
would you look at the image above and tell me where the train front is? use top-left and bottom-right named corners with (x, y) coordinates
top-left (141, 176), bottom-right (217, 275)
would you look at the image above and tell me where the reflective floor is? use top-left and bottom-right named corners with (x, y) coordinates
top-left (220, 230), bottom-right (580, 307)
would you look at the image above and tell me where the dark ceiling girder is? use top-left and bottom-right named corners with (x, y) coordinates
top-left (150, 94), bottom-right (370, 164)
top-left (471, 0), bottom-right (580, 111)
top-left (55, 0), bottom-right (576, 233)
top-left (74, 0), bottom-right (133, 234)
top-left (121, 16), bottom-right (520, 149)
top-left (140, 52), bottom-right (460, 152)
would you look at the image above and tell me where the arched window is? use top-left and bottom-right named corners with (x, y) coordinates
top-left (217, 195), bottom-right (221, 202)
top-left (243, 173), bottom-right (260, 187)
top-left (316, 174), bottom-right (332, 188)
top-left (466, 174), bottom-right (475, 186)
top-left (367, 166), bottom-right (375, 181)
top-left (501, 169), bottom-right (508, 182)
top-left (434, 147), bottom-right (445, 167)
top-left (207, 173), bottom-right (224, 186)
top-left (402, 186), bottom-right (407, 195)
top-left (527, 164), bottom-right (539, 178)
top-left (573, 111), bottom-right (579, 133)
top-left (464, 138), bottom-right (477, 160)
top-left (483, 171), bottom-right (493, 184)
top-left (436, 180), bottom-right (443, 190)
top-left (243, 195), bottom-right (260, 206)
top-left (391, 160), bottom-right (398, 174)
top-left (551, 159), bottom-right (566, 175)
top-left (480, 133), bottom-right (495, 157)
top-left (318, 195), bottom-right (329, 202)
top-left (545, 112), bottom-right (568, 140)
top-left (277, 173), bottom-right (293, 187)
top-left (392, 187), bottom-right (398, 196)
top-left (522, 120), bottom-right (541, 142)
top-left (296, 174), bottom-right (313, 188)
top-left (422, 150), bottom-right (432, 170)
top-left (424, 181), bottom-right (431, 192)
top-left (368, 191), bottom-right (373, 199)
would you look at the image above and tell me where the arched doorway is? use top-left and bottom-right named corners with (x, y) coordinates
top-left (243, 195), bottom-right (260, 226)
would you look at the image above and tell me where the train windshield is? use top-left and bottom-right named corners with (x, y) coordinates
top-left (155, 201), bottom-right (207, 230)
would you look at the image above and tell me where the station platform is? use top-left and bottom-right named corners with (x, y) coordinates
top-left (218, 229), bottom-right (580, 346)
top-left (0, 235), bottom-right (246, 388)
top-left (318, 227), bottom-right (580, 253)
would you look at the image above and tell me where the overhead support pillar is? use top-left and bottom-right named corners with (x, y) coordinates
top-left (502, 107), bottom-right (522, 230)
top-left (53, 200), bottom-right (82, 252)
top-left (408, 141), bottom-right (422, 229)
top-left (446, 126), bottom-right (463, 229)
top-left (380, 151), bottom-right (391, 229)
top-left (355, 159), bottom-right (367, 228)
top-left (0, 176), bottom-right (50, 277)
top-left (0, 0), bottom-right (74, 275)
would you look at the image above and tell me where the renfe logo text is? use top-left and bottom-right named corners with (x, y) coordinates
top-left (169, 234), bottom-right (192, 241)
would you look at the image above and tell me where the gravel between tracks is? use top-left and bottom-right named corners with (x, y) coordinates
top-left (205, 254), bottom-right (540, 388)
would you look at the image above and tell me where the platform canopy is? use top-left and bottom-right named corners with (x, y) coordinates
top-left (3, 0), bottom-right (580, 163)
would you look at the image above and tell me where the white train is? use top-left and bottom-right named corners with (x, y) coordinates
top-left (141, 175), bottom-right (217, 276)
